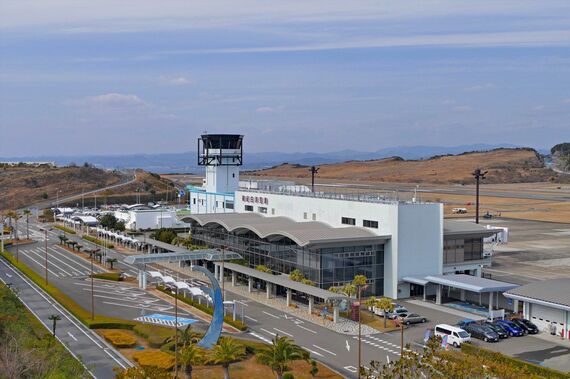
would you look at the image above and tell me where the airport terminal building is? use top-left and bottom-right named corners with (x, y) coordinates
top-left (184, 134), bottom-right (499, 299)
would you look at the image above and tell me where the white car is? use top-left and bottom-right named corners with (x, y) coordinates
top-left (435, 324), bottom-right (471, 347)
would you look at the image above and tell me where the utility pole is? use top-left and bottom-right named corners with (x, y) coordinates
top-left (357, 285), bottom-right (362, 379)
top-left (472, 168), bottom-right (488, 224)
top-left (400, 321), bottom-right (404, 356)
top-left (174, 287), bottom-right (179, 378)
top-left (90, 249), bottom-right (97, 320)
top-left (44, 228), bottom-right (49, 285)
top-left (15, 215), bottom-right (19, 262)
top-left (308, 166), bottom-right (319, 192)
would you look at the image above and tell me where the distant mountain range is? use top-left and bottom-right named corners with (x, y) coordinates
top-left (0, 143), bottom-right (546, 173)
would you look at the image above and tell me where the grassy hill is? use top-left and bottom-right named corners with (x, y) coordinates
top-left (245, 148), bottom-right (559, 184)
top-left (0, 164), bottom-right (126, 210)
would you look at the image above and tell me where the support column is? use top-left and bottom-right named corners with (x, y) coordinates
top-left (489, 291), bottom-right (494, 315)
top-left (137, 269), bottom-right (143, 289)
top-left (231, 272), bottom-right (236, 287)
top-left (422, 285), bottom-right (427, 301)
top-left (141, 270), bottom-right (147, 290)
top-left (513, 299), bottom-right (519, 314)
top-left (286, 289), bottom-right (291, 307)
top-left (460, 289), bottom-right (466, 302)
top-left (308, 296), bottom-right (314, 315)
top-left (333, 304), bottom-right (339, 323)
top-left (436, 284), bottom-right (442, 305)
top-left (248, 277), bottom-right (253, 293)
top-left (266, 283), bottom-right (271, 299)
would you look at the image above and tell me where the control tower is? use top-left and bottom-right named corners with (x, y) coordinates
top-left (198, 134), bottom-right (243, 194)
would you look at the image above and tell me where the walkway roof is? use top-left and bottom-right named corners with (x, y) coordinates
top-left (218, 262), bottom-right (348, 302)
top-left (182, 213), bottom-right (389, 247)
top-left (504, 278), bottom-right (570, 312)
top-left (124, 250), bottom-right (242, 265)
top-left (443, 220), bottom-right (501, 238)
top-left (424, 274), bottom-right (518, 293)
top-left (402, 276), bottom-right (430, 286)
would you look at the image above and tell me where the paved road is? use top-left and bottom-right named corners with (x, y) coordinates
top-left (0, 257), bottom-right (132, 378)
top-left (11, 221), bottom-right (201, 323)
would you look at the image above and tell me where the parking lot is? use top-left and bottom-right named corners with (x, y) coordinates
top-left (396, 299), bottom-right (570, 372)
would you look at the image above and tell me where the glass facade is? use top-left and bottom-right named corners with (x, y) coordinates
top-left (444, 237), bottom-right (483, 264)
top-left (191, 224), bottom-right (385, 296)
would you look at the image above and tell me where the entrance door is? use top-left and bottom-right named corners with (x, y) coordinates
top-left (410, 284), bottom-right (424, 297)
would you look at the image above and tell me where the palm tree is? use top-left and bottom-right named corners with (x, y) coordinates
top-left (364, 296), bottom-right (377, 314)
top-left (23, 209), bottom-right (32, 240)
top-left (5, 210), bottom-right (18, 239)
top-left (208, 337), bottom-right (245, 379)
top-left (257, 335), bottom-right (307, 379)
top-left (178, 343), bottom-right (203, 379)
top-left (376, 297), bottom-right (395, 328)
top-left (106, 258), bottom-right (118, 269)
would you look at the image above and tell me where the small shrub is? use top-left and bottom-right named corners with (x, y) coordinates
top-left (133, 324), bottom-right (173, 348)
top-left (54, 225), bottom-right (76, 234)
top-left (132, 351), bottom-right (175, 370)
top-left (102, 330), bottom-right (137, 348)
top-left (283, 373), bottom-right (295, 379)
top-left (83, 235), bottom-right (114, 249)
top-left (92, 272), bottom-right (123, 281)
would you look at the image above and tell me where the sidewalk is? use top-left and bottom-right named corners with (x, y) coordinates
top-left (158, 261), bottom-right (379, 336)
top-left (405, 299), bottom-right (486, 320)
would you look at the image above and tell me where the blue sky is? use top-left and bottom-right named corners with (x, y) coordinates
top-left (0, 1), bottom-right (569, 156)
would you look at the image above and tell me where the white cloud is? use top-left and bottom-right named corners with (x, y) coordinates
top-left (464, 83), bottom-right (497, 91)
top-left (255, 106), bottom-right (284, 113)
top-left (452, 105), bottom-right (472, 112)
top-left (88, 93), bottom-right (147, 106)
top-left (160, 76), bottom-right (192, 86)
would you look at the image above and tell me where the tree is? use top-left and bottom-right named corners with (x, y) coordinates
top-left (208, 337), bottom-right (246, 379)
top-left (364, 296), bottom-right (377, 313)
top-left (255, 265), bottom-right (272, 273)
top-left (106, 258), bottom-right (118, 269)
top-left (376, 297), bottom-right (395, 328)
top-left (289, 269), bottom-right (304, 282)
top-left (42, 208), bottom-right (54, 222)
top-left (309, 359), bottom-right (319, 377)
top-left (178, 343), bottom-right (203, 379)
top-left (23, 209), bottom-right (32, 240)
top-left (256, 335), bottom-right (307, 379)
top-left (151, 228), bottom-right (178, 244)
top-left (5, 210), bottom-right (18, 238)
top-left (99, 214), bottom-right (119, 229)
top-left (115, 221), bottom-right (126, 232)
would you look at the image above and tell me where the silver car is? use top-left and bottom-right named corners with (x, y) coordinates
top-left (399, 313), bottom-right (427, 325)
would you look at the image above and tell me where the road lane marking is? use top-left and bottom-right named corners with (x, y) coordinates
top-left (244, 315), bottom-right (258, 322)
top-left (346, 340), bottom-right (350, 351)
top-left (296, 324), bottom-right (317, 334)
top-left (302, 347), bottom-right (323, 357)
top-left (20, 250), bottom-right (61, 277)
top-left (260, 328), bottom-right (276, 336)
top-left (105, 349), bottom-right (127, 369)
top-left (262, 311), bottom-right (280, 319)
top-left (312, 344), bottom-right (336, 356)
top-left (48, 246), bottom-right (97, 272)
top-left (67, 332), bottom-right (78, 341)
top-left (273, 328), bottom-right (293, 337)
top-left (249, 332), bottom-right (271, 344)
top-left (31, 247), bottom-right (83, 275)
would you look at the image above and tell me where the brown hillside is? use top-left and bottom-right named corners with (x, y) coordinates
top-left (245, 148), bottom-right (556, 184)
top-left (0, 165), bottom-right (125, 210)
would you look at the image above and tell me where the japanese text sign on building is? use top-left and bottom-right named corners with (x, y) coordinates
top-left (242, 195), bottom-right (269, 205)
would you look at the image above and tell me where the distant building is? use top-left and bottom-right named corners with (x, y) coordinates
top-left (114, 205), bottom-right (190, 230)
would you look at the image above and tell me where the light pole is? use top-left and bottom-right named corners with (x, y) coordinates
top-left (308, 166), bottom-right (319, 192)
top-left (472, 168), bottom-right (488, 224)
top-left (221, 245), bottom-right (226, 301)
top-left (40, 227), bottom-right (52, 285)
top-left (357, 286), bottom-right (362, 379)
top-left (90, 249), bottom-right (98, 320)
top-left (56, 189), bottom-right (62, 212)
top-left (172, 287), bottom-right (179, 378)
top-left (48, 314), bottom-right (61, 337)
top-left (15, 214), bottom-right (20, 263)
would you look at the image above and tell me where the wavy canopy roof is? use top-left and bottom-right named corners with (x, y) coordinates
top-left (182, 213), bottom-right (389, 247)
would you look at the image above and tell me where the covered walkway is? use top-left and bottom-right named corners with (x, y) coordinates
top-left (213, 262), bottom-right (348, 322)
top-left (404, 274), bottom-right (518, 319)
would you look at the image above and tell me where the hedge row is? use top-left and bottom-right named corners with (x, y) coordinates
top-left (157, 286), bottom-right (247, 331)
top-left (461, 342), bottom-right (569, 379)
top-left (92, 272), bottom-right (123, 281)
top-left (132, 351), bottom-right (175, 370)
top-left (133, 324), bottom-right (173, 348)
top-left (101, 330), bottom-right (137, 348)
top-left (54, 225), bottom-right (76, 234)
top-left (83, 235), bottom-right (114, 249)
top-left (0, 250), bottom-right (134, 330)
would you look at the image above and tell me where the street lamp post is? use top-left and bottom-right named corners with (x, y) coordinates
top-left (40, 227), bottom-right (52, 285)
top-left (357, 286), bottom-right (362, 379)
top-left (173, 287), bottom-right (179, 378)
top-left (90, 249), bottom-right (98, 320)
top-left (48, 314), bottom-right (61, 337)
top-left (472, 168), bottom-right (488, 224)
top-left (15, 215), bottom-right (20, 262)
top-left (221, 245), bottom-right (226, 301)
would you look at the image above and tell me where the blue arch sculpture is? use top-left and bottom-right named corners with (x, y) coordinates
top-left (192, 265), bottom-right (224, 349)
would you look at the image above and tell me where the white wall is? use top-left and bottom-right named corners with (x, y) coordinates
top-left (235, 190), bottom-right (443, 299)
top-left (189, 191), bottom-right (235, 214)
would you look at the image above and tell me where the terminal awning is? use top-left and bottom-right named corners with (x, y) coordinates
top-left (124, 249), bottom-right (242, 265)
top-left (402, 276), bottom-right (430, 286)
top-left (424, 274), bottom-right (518, 293)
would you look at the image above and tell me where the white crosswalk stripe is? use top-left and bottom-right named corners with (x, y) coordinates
top-left (249, 331), bottom-right (272, 344)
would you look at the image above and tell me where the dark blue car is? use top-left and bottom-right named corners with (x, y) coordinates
top-left (495, 320), bottom-right (524, 336)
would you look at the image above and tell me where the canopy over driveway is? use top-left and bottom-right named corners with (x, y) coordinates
top-left (215, 262), bottom-right (348, 322)
top-left (425, 274), bottom-right (518, 293)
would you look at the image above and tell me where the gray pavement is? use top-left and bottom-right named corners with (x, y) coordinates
top-left (0, 256), bottom-right (132, 378)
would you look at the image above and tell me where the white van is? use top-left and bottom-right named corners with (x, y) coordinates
top-left (452, 208), bottom-right (468, 214)
top-left (434, 324), bottom-right (471, 347)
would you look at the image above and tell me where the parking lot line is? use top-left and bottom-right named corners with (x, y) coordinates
top-left (20, 250), bottom-right (61, 277)
top-left (31, 247), bottom-right (83, 275)
top-left (25, 248), bottom-right (74, 276)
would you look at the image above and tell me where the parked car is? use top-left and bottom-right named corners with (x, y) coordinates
top-left (511, 318), bottom-right (539, 334)
top-left (483, 321), bottom-right (509, 339)
top-left (456, 319), bottom-right (477, 329)
top-left (434, 324), bottom-right (471, 348)
top-left (388, 307), bottom-right (409, 319)
top-left (495, 320), bottom-right (524, 336)
top-left (464, 324), bottom-right (499, 342)
top-left (373, 302), bottom-right (403, 316)
top-left (399, 313), bottom-right (427, 325)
